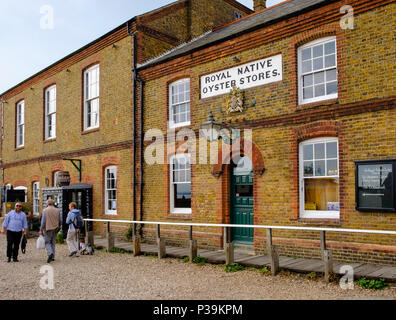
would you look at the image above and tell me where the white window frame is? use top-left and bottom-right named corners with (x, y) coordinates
top-left (170, 153), bottom-right (192, 214)
top-left (298, 37), bottom-right (338, 105)
top-left (169, 78), bottom-right (190, 129)
top-left (83, 64), bottom-right (100, 131)
top-left (299, 137), bottom-right (340, 219)
top-left (45, 85), bottom-right (56, 140)
top-left (16, 100), bottom-right (25, 148)
top-left (33, 182), bottom-right (40, 216)
top-left (105, 166), bottom-right (117, 215)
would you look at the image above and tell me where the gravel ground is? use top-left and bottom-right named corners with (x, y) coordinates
top-left (0, 236), bottom-right (395, 300)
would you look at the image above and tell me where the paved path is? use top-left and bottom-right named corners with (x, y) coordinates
top-left (94, 237), bottom-right (396, 282)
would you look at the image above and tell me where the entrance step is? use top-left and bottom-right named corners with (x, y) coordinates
top-left (233, 243), bottom-right (255, 256)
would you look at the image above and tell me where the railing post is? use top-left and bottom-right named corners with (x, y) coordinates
top-left (225, 227), bottom-right (234, 265)
top-left (132, 223), bottom-right (141, 257)
top-left (189, 225), bottom-right (197, 262)
top-left (267, 228), bottom-right (279, 276)
top-left (106, 222), bottom-right (114, 252)
top-left (320, 231), bottom-right (326, 259)
top-left (157, 224), bottom-right (166, 259)
top-left (323, 249), bottom-right (333, 283)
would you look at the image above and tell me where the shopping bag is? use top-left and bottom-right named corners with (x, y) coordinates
top-left (36, 235), bottom-right (45, 249)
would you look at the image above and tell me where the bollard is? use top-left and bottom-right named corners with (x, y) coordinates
top-left (270, 245), bottom-right (280, 276)
top-left (323, 249), bottom-right (333, 283)
top-left (106, 222), bottom-right (114, 252)
top-left (225, 242), bottom-right (234, 265)
top-left (133, 235), bottom-right (141, 257)
top-left (189, 240), bottom-right (198, 262)
top-left (157, 238), bottom-right (166, 259)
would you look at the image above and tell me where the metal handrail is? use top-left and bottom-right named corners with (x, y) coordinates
top-left (84, 218), bottom-right (396, 235)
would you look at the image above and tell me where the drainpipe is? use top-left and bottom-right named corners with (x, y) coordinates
top-left (0, 100), bottom-right (4, 211)
top-left (137, 77), bottom-right (144, 237)
top-left (127, 22), bottom-right (137, 227)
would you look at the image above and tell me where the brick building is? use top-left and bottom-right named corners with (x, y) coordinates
top-left (0, 0), bottom-right (251, 234)
top-left (137, 0), bottom-right (396, 265)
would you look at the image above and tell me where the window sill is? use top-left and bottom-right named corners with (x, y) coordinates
top-left (298, 218), bottom-right (341, 226)
top-left (15, 146), bottom-right (24, 151)
top-left (82, 127), bottom-right (100, 135)
top-left (167, 213), bottom-right (192, 220)
top-left (168, 122), bottom-right (191, 130)
top-left (296, 98), bottom-right (338, 111)
top-left (44, 138), bottom-right (56, 144)
top-left (105, 212), bottom-right (117, 216)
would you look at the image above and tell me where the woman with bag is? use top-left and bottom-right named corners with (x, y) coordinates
top-left (65, 202), bottom-right (81, 257)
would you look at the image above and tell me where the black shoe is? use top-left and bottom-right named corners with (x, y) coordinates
top-left (69, 251), bottom-right (76, 257)
top-left (13, 259), bottom-right (19, 262)
top-left (7, 258), bottom-right (11, 263)
top-left (47, 254), bottom-right (53, 263)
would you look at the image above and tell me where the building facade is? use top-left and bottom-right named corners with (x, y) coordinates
top-left (0, 0), bottom-right (251, 235)
top-left (137, 0), bottom-right (396, 265)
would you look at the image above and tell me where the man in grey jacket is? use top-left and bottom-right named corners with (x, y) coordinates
top-left (39, 199), bottom-right (62, 263)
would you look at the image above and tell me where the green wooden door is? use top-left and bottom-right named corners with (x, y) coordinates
top-left (231, 157), bottom-right (254, 244)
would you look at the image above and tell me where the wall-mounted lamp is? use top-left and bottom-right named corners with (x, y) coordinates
top-left (233, 56), bottom-right (240, 63)
top-left (112, 44), bottom-right (117, 49)
top-left (66, 69), bottom-right (71, 73)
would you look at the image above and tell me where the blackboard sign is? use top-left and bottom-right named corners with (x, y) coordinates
top-left (356, 160), bottom-right (396, 212)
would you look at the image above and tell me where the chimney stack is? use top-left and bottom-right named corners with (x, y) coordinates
top-left (253, 0), bottom-right (267, 11)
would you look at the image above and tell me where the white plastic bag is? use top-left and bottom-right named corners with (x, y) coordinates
top-left (36, 235), bottom-right (45, 249)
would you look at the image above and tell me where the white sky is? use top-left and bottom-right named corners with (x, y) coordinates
top-left (0, 0), bottom-right (284, 93)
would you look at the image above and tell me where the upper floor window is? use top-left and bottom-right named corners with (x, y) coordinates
top-left (170, 153), bottom-right (191, 214)
top-left (16, 100), bottom-right (25, 148)
top-left (298, 37), bottom-right (338, 105)
top-left (84, 65), bottom-right (100, 130)
top-left (45, 85), bottom-right (56, 140)
top-left (169, 79), bottom-right (190, 129)
top-left (234, 11), bottom-right (243, 20)
top-left (299, 137), bottom-right (340, 219)
top-left (105, 166), bottom-right (117, 215)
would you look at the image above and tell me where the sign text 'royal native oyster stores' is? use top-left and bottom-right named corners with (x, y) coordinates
top-left (200, 55), bottom-right (283, 99)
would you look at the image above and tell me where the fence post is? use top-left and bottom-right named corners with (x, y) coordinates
top-left (320, 231), bottom-right (326, 259)
top-left (189, 225), bottom-right (197, 262)
top-left (132, 223), bottom-right (141, 257)
top-left (106, 222), bottom-right (114, 252)
top-left (225, 227), bottom-right (234, 265)
top-left (267, 228), bottom-right (279, 276)
top-left (157, 224), bottom-right (166, 259)
top-left (323, 249), bottom-right (333, 283)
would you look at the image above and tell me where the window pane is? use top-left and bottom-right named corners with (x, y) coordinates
top-left (326, 142), bottom-right (338, 158)
top-left (303, 74), bottom-right (313, 87)
top-left (303, 144), bottom-right (313, 160)
top-left (314, 84), bottom-right (325, 97)
top-left (303, 87), bottom-right (313, 99)
top-left (313, 58), bottom-right (324, 70)
top-left (302, 60), bottom-right (312, 73)
top-left (325, 41), bottom-right (335, 55)
top-left (314, 143), bottom-right (325, 159)
top-left (315, 160), bottom-right (326, 176)
top-left (327, 159), bottom-right (338, 176)
top-left (325, 54), bottom-right (336, 68)
top-left (326, 81), bottom-right (338, 95)
top-left (313, 45), bottom-right (323, 58)
top-left (304, 161), bottom-right (314, 177)
top-left (302, 48), bottom-right (311, 61)
top-left (174, 183), bottom-right (191, 209)
top-left (304, 178), bottom-right (339, 211)
top-left (326, 69), bottom-right (337, 82)
top-left (314, 71), bottom-right (325, 84)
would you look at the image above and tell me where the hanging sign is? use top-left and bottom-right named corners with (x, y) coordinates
top-left (200, 54), bottom-right (282, 99)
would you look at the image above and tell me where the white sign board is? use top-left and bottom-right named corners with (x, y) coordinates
top-left (200, 54), bottom-right (282, 99)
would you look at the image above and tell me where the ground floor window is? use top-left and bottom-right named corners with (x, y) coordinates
top-left (170, 154), bottom-right (191, 214)
top-left (33, 182), bottom-right (40, 216)
top-left (299, 137), bottom-right (340, 219)
top-left (105, 166), bottom-right (117, 215)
